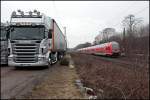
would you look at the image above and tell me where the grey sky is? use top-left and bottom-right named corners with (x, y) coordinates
top-left (1, 1), bottom-right (149, 48)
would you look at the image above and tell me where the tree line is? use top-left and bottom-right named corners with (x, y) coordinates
top-left (74, 14), bottom-right (149, 56)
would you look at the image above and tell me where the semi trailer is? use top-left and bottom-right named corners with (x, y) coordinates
top-left (8, 10), bottom-right (67, 67)
top-left (0, 23), bottom-right (9, 65)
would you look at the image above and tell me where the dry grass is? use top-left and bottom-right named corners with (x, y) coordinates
top-left (25, 62), bottom-right (84, 99)
top-left (71, 53), bottom-right (149, 99)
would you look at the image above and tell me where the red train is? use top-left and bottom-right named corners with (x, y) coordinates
top-left (77, 41), bottom-right (120, 57)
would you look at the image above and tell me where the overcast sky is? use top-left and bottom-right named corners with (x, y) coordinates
top-left (1, 1), bottom-right (149, 48)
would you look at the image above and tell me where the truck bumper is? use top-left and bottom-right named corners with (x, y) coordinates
top-left (8, 61), bottom-right (48, 67)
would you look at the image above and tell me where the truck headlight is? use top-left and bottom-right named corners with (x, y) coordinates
top-left (38, 56), bottom-right (46, 61)
top-left (38, 57), bottom-right (43, 61)
top-left (8, 56), bottom-right (13, 61)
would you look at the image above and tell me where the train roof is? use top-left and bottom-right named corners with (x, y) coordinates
top-left (77, 41), bottom-right (119, 50)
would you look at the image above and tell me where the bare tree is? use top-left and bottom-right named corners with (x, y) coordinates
top-left (102, 28), bottom-right (116, 42)
top-left (122, 14), bottom-right (143, 37)
top-left (122, 14), bottom-right (143, 54)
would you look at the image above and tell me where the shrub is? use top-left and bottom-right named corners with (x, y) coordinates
top-left (60, 55), bottom-right (70, 66)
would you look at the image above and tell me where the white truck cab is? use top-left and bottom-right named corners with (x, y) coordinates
top-left (8, 10), bottom-right (67, 67)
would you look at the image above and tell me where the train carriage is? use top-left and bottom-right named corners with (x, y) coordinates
top-left (77, 41), bottom-right (120, 57)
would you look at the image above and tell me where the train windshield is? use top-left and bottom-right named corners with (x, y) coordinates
top-left (10, 26), bottom-right (45, 40)
top-left (112, 43), bottom-right (119, 49)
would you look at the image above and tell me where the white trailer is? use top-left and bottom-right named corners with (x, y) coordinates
top-left (8, 10), bottom-right (67, 67)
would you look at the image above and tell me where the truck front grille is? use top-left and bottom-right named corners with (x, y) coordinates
top-left (13, 43), bottom-right (39, 63)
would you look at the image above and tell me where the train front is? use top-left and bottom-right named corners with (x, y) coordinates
top-left (111, 41), bottom-right (120, 56)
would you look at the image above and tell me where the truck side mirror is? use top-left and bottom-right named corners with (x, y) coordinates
top-left (48, 30), bottom-right (52, 38)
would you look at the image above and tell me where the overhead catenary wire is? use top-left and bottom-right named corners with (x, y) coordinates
top-left (133, 6), bottom-right (149, 15)
top-left (98, 5), bottom-right (149, 39)
top-left (103, 1), bottom-right (148, 28)
top-left (106, 2), bottom-right (138, 26)
top-left (112, 6), bottom-right (149, 29)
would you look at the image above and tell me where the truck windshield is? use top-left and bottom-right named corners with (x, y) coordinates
top-left (0, 27), bottom-right (7, 40)
top-left (10, 26), bottom-right (45, 40)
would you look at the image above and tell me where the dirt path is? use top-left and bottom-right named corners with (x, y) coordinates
top-left (1, 66), bottom-right (50, 99)
top-left (25, 63), bottom-right (84, 99)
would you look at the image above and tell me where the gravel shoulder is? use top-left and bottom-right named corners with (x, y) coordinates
top-left (24, 59), bottom-right (84, 99)
top-left (1, 55), bottom-right (85, 99)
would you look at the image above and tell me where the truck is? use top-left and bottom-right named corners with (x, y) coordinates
top-left (0, 23), bottom-right (9, 65)
top-left (8, 10), bottom-right (67, 67)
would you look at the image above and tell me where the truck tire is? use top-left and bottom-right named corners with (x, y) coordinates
top-left (50, 52), bottom-right (58, 64)
top-left (48, 53), bottom-right (52, 66)
top-left (57, 52), bottom-right (63, 60)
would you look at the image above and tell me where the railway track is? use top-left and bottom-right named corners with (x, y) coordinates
top-left (76, 53), bottom-right (148, 72)
top-left (94, 55), bottom-right (148, 71)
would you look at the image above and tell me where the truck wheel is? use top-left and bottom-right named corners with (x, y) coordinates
top-left (60, 54), bottom-right (63, 59)
top-left (54, 52), bottom-right (58, 63)
top-left (50, 52), bottom-right (58, 64)
top-left (57, 53), bottom-right (63, 60)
